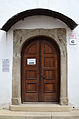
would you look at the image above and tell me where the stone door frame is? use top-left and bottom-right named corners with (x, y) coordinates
top-left (12, 28), bottom-right (68, 105)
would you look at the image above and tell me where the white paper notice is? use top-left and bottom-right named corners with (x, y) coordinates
top-left (27, 58), bottom-right (36, 65)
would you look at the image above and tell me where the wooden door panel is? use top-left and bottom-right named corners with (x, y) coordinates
top-left (24, 93), bottom-right (38, 102)
top-left (44, 70), bottom-right (56, 80)
top-left (44, 57), bottom-right (57, 67)
top-left (26, 70), bottom-right (37, 80)
top-left (22, 40), bottom-right (40, 102)
top-left (44, 83), bottom-right (56, 92)
top-left (44, 93), bottom-right (57, 102)
top-left (22, 37), bottom-right (60, 102)
top-left (41, 40), bottom-right (59, 102)
top-left (25, 43), bottom-right (37, 54)
top-left (44, 43), bottom-right (56, 54)
top-left (26, 83), bottom-right (37, 93)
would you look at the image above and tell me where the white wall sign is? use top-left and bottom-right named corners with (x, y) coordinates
top-left (69, 39), bottom-right (76, 45)
top-left (2, 59), bottom-right (9, 72)
top-left (69, 33), bottom-right (76, 39)
top-left (27, 58), bottom-right (36, 65)
top-left (69, 33), bottom-right (76, 45)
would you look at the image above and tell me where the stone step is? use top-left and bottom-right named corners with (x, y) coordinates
top-left (0, 109), bottom-right (79, 119)
top-left (9, 104), bottom-right (71, 112)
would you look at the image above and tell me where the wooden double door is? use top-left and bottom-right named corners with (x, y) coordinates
top-left (21, 37), bottom-right (60, 102)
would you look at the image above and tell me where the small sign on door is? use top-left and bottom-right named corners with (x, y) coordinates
top-left (27, 58), bottom-right (36, 65)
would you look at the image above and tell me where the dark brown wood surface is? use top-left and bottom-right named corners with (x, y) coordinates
top-left (21, 37), bottom-right (60, 102)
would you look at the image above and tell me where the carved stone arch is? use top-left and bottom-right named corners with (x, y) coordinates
top-left (12, 28), bottom-right (68, 105)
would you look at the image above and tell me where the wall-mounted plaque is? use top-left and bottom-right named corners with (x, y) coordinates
top-left (27, 58), bottom-right (36, 65)
top-left (2, 59), bottom-right (9, 72)
top-left (69, 39), bottom-right (76, 45)
top-left (69, 33), bottom-right (76, 45)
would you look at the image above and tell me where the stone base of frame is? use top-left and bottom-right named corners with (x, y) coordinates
top-left (60, 97), bottom-right (68, 105)
top-left (12, 98), bottom-right (21, 105)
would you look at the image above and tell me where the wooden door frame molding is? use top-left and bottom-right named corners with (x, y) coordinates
top-left (12, 28), bottom-right (68, 105)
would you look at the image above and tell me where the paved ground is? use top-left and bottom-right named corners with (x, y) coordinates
top-left (0, 109), bottom-right (79, 119)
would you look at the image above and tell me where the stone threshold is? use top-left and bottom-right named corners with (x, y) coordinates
top-left (0, 109), bottom-right (79, 119)
top-left (9, 104), bottom-right (71, 112)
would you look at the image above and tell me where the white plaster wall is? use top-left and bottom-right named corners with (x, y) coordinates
top-left (0, 0), bottom-right (79, 28)
top-left (0, 0), bottom-right (79, 109)
top-left (0, 30), bottom-right (12, 108)
top-left (67, 26), bottom-right (79, 108)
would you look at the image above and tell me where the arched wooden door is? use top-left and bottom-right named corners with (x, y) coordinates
top-left (21, 36), bottom-right (60, 102)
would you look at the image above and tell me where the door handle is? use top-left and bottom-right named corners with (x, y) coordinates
top-left (40, 73), bottom-right (45, 80)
